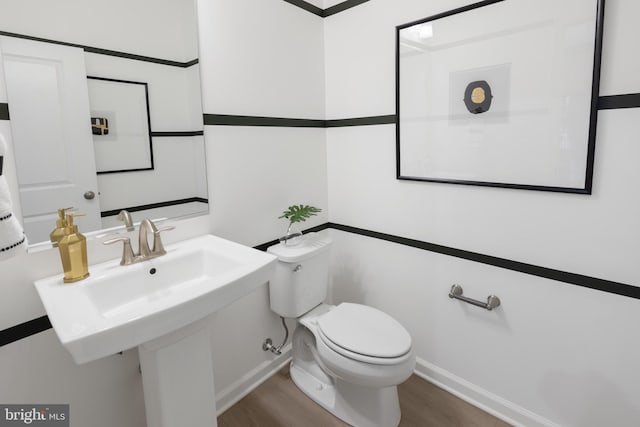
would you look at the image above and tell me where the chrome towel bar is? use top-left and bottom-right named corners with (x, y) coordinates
top-left (448, 284), bottom-right (501, 311)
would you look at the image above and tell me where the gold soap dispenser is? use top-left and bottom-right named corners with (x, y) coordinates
top-left (50, 207), bottom-right (73, 247)
top-left (58, 213), bottom-right (90, 283)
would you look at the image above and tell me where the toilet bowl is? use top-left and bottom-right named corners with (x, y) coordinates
top-left (267, 233), bottom-right (416, 427)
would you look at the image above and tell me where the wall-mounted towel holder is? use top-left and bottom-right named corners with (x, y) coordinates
top-left (449, 284), bottom-right (501, 311)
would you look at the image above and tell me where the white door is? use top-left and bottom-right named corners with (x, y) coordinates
top-left (0, 37), bottom-right (102, 243)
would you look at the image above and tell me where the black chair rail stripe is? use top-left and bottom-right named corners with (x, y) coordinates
top-left (201, 94), bottom-right (640, 130)
top-left (203, 114), bottom-right (395, 128)
top-left (101, 197), bottom-right (208, 217)
top-left (326, 223), bottom-right (640, 300)
top-left (598, 94), bottom-right (640, 110)
top-left (2, 222), bottom-right (638, 347)
top-left (0, 316), bottom-right (52, 347)
top-left (203, 114), bottom-right (326, 128)
top-left (151, 131), bottom-right (204, 137)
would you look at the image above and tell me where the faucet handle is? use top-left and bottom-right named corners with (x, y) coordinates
top-left (103, 236), bottom-right (136, 265)
top-left (151, 226), bottom-right (175, 255)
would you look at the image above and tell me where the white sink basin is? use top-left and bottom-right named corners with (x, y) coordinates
top-left (34, 234), bottom-right (277, 364)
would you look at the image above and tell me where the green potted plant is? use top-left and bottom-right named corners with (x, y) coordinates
top-left (278, 204), bottom-right (321, 246)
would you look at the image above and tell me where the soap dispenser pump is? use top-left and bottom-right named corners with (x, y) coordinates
top-left (58, 213), bottom-right (90, 283)
top-left (50, 207), bottom-right (73, 247)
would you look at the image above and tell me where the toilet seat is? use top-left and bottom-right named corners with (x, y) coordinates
top-left (316, 303), bottom-right (412, 365)
top-left (298, 303), bottom-right (416, 389)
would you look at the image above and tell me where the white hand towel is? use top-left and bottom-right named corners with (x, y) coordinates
top-left (0, 133), bottom-right (27, 261)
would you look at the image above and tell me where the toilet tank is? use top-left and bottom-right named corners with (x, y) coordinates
top-left (267, 232), bottom-right (332, 318)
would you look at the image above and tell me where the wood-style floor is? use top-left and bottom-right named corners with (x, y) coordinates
top-left (218, 367), bottom-right (511, 427)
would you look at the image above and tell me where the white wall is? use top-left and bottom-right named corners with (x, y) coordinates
top-left (197, 0), bottom-right (326, 119)
top-left (195, 0), bottom-right (328, 396)
top-left (0, 0), bottom-right (327, 426)
top-left (325, 1), bottom-right (640, 426)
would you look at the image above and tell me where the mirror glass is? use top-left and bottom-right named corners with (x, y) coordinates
top-left (0, 0), bottom-right (208, 249)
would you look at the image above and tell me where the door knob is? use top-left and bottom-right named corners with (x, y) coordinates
top-left (83, 191), bottom-right (96, 200)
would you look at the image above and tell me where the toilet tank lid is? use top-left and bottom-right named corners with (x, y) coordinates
top-left (267, 232), bottom-right (332, 263)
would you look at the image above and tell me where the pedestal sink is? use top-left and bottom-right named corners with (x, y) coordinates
top-left (34, 234), bottom-right (277, 427)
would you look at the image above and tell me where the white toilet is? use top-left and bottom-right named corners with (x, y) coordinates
top-left (267, 233), bottom-right (416, 427)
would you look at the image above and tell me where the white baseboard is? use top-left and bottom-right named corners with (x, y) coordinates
top-left (414, 357), bottom-right (561, 427)
top-left (215, 344), bottom-right (292, 416)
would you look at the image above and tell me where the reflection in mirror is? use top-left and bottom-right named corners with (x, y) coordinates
top-left (0, 0), bottom-right (208, 250)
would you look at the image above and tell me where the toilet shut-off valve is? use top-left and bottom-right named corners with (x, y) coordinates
top-left (263, 317), bottom-right (289, 355)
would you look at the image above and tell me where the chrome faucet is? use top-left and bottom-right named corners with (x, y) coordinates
top-left (104, 218), bottom-right (175, 265)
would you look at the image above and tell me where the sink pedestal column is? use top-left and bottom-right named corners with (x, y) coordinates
top-left (138, 318), bottom-right (218, 427)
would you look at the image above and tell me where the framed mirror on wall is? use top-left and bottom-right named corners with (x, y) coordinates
top-left (0, 0), bottom-right (208, 249)
top-left (396, 0), bottom-right (604, 194)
